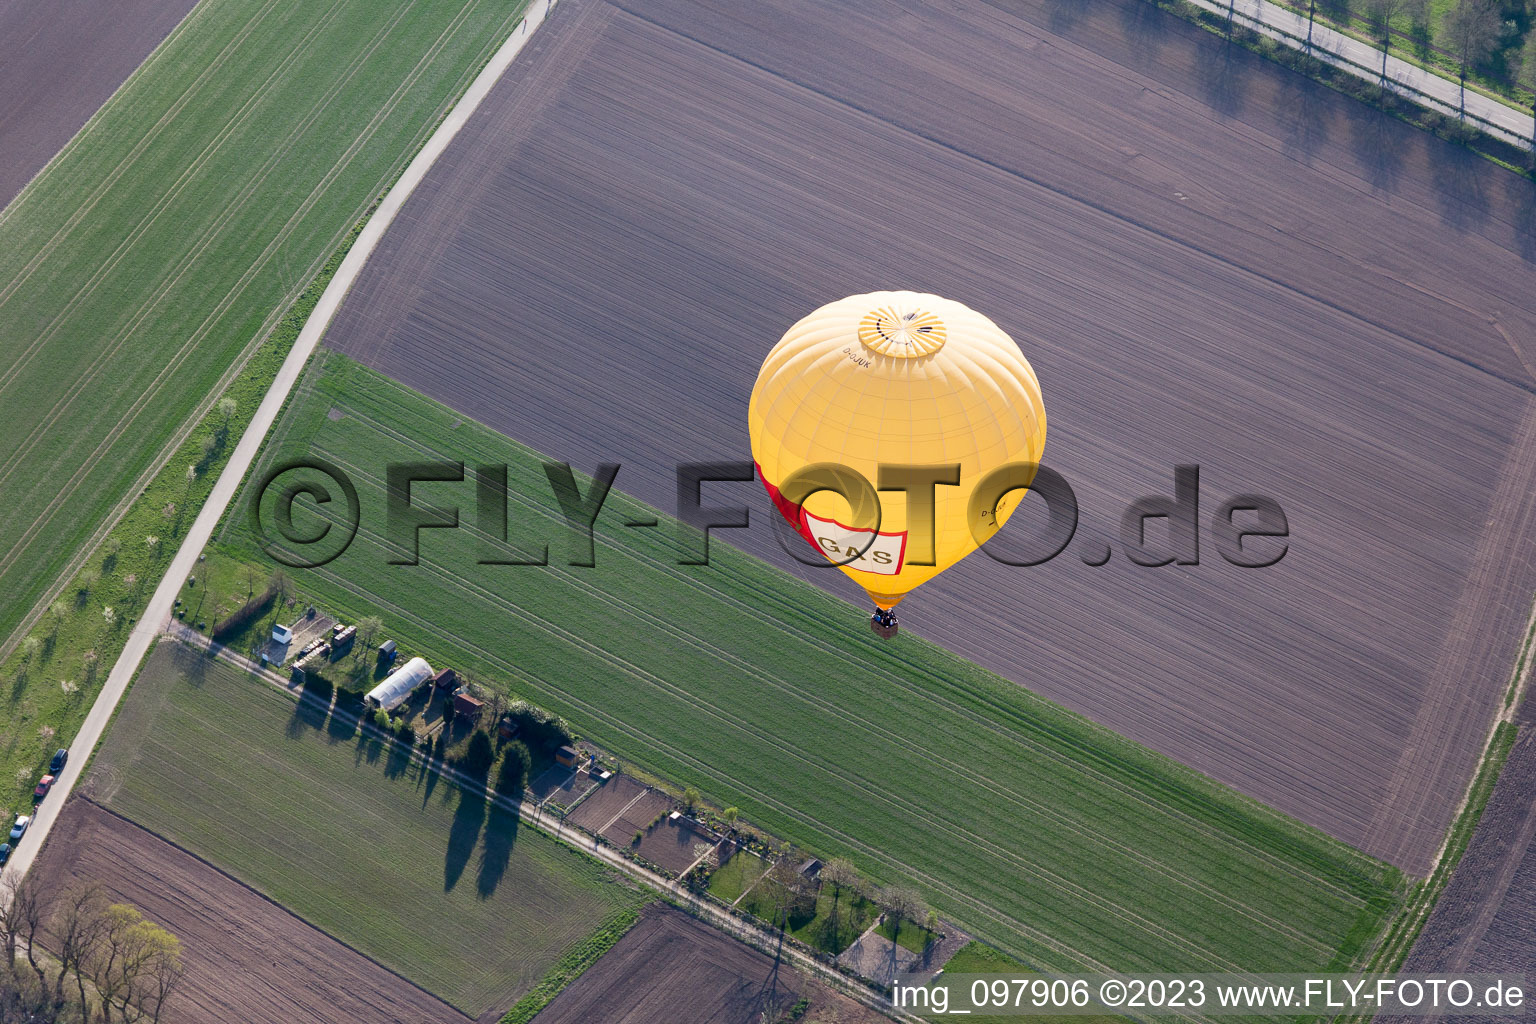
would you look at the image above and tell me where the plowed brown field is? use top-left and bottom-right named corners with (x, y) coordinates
top-left (324, 0), bottom-right (1536, 873)
top-left (28, 799), bottom-right (468, 1024)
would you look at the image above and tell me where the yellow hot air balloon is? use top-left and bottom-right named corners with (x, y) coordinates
top-left (748, 291), bottom-right (1046, 637)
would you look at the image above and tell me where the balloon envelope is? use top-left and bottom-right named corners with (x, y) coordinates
top-left (748, 291), bottom-right (1046, 610)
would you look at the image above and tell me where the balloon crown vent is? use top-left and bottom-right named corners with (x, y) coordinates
top-left (857, 305), bottom-right (946, 358)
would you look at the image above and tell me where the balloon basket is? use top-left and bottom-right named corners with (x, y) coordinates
top-left (870, 613), bottom-right (899, 640)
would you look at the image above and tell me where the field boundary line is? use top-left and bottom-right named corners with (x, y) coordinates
top-left (73, 795), bottom-right (473, 1023)
top-left (0, 0), bottom-right (500, 599)
top-left (167, 630), bottom-right (924, 1024)
top-left (0, 0), bottom-right (557, 899)
top-left (307, 438), bottom-right (1330, 960)
top-left (307, 402), bottom-right (1371, 916)
top-left (351, 357), bottom-right (1389, 908)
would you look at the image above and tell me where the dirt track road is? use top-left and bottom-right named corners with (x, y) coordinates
top-left (325, 0), bottom-right (1536, 874)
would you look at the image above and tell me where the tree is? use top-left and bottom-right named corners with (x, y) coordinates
top-left (354, 615), bottom-right (383, 659)
top-left (758, 859), bottom-right (809, 933)
top-left (1445, 0), bottom-right (1500, 115)
top-left (19, 636), bottom-right (40, 665)
top-left (1, 874), bottom-right (52, 992)
top-left (1367, 0), bottom-right (1426, 83)
top-left (53, 884), bottom-right (108, 1014)
top-left (682, 786), bottom-right (702, 813)
top-left (879, 884), bottom-right (928, 947)
top-left (87, 903), bottom-right (183, 1023)
top-left (217, 396), bottom-right (237, 428)
top-left (820, 858), bottom-right (860, 946)
top-left (721, 806), bottom-right (739, 836)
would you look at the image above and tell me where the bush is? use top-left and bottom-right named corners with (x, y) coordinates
top-left (212, 581), bottom-right (279, 642)
top-left (396, 719), bottom-right (416, 744)
top-left (372, 709), bottom-right (391, 730)
top-left (496, 740), bottom-right (531, 796)
top-left (505, 699), bottom-right (573, 754)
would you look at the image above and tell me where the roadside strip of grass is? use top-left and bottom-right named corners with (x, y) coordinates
top-left (1143, 0), bottom-right (1534, 173)
top-left (0, 0), bottom-right (531, 658)
top-left (1352, 720), bottom-right (1518, 987)
top-left (0, 217), bottom-right (368, 821)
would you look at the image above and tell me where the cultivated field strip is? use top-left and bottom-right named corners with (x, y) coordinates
top-left (0, 0), bottom-right (531, 649)
top-left (0, 0), bottom-right (202, 209)
top-left (308, 404), bottom-right (1347, 958)
top-left (92, 643), bottom-right (645, 1018)
top-left (322, 0), bottom-right (1536, 875)
top-left (227, 358), bottom-right (1398, 977)
top-left (29, 800), bottom-right (472, 1024)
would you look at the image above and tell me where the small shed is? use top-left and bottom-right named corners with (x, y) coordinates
top-left (377, 639), bottom-right (398, 663)
top-left (432, 667), bottom-right (458, 691)
top-left (453, 692), bottom-right (485, 719)
top-left (497, 716), bottom-right (518, 741)
top-left (271, 624), bottom-right (293, 645)
top-left (555, 745), bottom-right (579, 768)
top-left (797, 857), bottom-right (823, 879)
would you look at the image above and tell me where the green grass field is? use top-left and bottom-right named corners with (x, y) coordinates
top-left (90, 640), bottom-right (648, 1017)
top-left (211, 353), bottom-right (1404, 976)
top-left (933, 942), bottom-right (1121, 1024)
top-left (708, 849), bottom-right (769, 904)
top-left (0, 0), bottom-right (532, 654)
top-left (0, 220), bottom-right (362, 822)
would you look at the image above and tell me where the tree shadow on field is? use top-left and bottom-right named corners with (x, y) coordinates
top-left (1430, 140), bottom-right (1492, 233)
top-left (1277, 67), bottom-right (1331, 162)
top-left (445, 790), bottom-right (487, 893)
top-left (476, 801), bottom-right (521, 898)
top-left (1510, 176), bottom-right (1536, 264)
top-left (285, 696), bottom-right (328, 740)
top-left (169, 641), bottom-right (211, 687)
top-left (1343, 99), bottom-right (1406, 194)
top-left (1044, 0), bottom-right (1089, 34)
top-left (384, 736), bottom-right (413, 779)
top-left (1117, 0), bottom-right (1172, 59)
top-left (1198, 38), bottom-right (1251, 118)
top-left (355, 728), bottom-right (384, 767)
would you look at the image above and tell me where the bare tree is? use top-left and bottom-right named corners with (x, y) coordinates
top-left (1445, 0), bottom-right (1501, 115)
top-left (354, 616), bottom-right (383, 660)
top-left (1, 874), bottom-right (52, 994)
top-left (879, 884), bottom-right (928, 948)
top-left (53, 884), bottom-right (108, 1014)
top-left (820, 858), bottom-right (860, 946)
top-left (1367, 0), bottom-right (1426, 83)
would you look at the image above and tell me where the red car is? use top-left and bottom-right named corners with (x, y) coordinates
top-left (33, 774), bottom-right (55, 800)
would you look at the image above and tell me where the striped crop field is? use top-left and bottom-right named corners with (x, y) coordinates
top-left (212, 353), bottom-right (1405, 976)
top-left (0, 0), bottom-right (531, 650)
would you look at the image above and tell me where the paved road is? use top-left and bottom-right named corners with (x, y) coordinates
top-left (0, 0), bottom-right (558, 900)
top-left (1208, 0), bottom-right (1534, 148)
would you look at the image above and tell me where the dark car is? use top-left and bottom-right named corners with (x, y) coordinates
top-left (50, 748), bottom-right (67, 772)
top-left (0, 843), bottom-right (10, 865)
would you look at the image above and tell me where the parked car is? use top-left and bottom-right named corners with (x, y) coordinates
top-left (33, 774), bottom-right (55, 800)
top-left (50, 748), bottom-right (68, 772)
top-left (0, 843), bottom-right (10, 865)
top-left (9, 815), bottom-right (29, 841)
